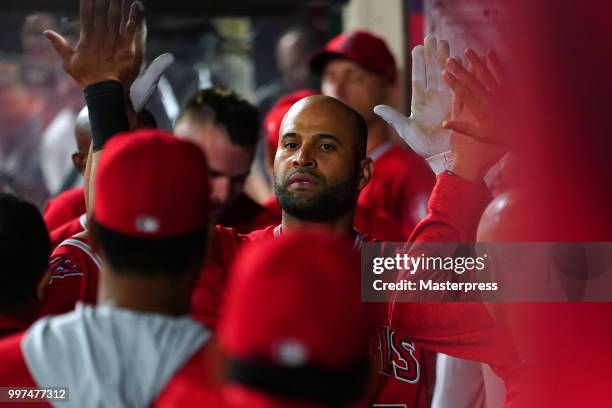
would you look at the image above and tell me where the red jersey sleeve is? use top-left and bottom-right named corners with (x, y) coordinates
top-left (48, 215), bottom-right (87, 251)
top-left (409, 172), bottom-right (492, 243)
top-left (43, 187), bottom-right (86, 232)
top-left (191, 226), bottom-right (242, 329)
top-left (191, 226), bottom-right (275, 329)
top-left (390, 173), bottom-right (522, 386)
top-left (39, 239), bottom-right (100, 317)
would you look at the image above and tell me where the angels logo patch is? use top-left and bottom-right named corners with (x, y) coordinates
top-left (49, 256), bottom-right (84, 282)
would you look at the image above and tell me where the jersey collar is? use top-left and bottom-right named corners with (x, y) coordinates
top-left (273, 224), bottom-right (364, 252)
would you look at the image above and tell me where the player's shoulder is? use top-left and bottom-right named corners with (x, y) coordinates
top-left (245, 224), bottom-right (276, 242)
top-left (49, 234), bottom-right (100, 276)
top-left (52, 187), bottom-right (85, 206)
top-left (214, 224), bottom-right (276, 244)
top-left (49, 214), bottom-right (88, 246)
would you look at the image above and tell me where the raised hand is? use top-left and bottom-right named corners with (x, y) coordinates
top-left (443, 51), bottom-right (509, 183)
top-left (442, 49), bottom-right (514, 147)
top-left (374, 35), bottom-right (453, 159)
top-left (43, 0), bottom-right (144, 89)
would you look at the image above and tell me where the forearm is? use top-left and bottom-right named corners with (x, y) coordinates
top-left (392, 172), bottom-right (521, 381)
top-left (85, 80), bottom-right (131, 152)
top-left (83, 81), bottom-right (132, 217)
top-left (409, 171), bottom-right (492, 243)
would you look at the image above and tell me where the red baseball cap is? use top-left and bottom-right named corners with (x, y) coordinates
top-left (219, 233), bottom-right (374, 404)
top-left (264, 89), bottom-right (318, 150)
top-left (94, 129), bottom-right (209, 238)
top-left (309, 30), bottom-right (397, 84)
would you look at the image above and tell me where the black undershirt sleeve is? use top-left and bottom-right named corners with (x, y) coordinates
top-left (84, 80), bottom-right (130, 152)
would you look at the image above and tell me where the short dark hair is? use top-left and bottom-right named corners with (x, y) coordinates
top-left (0, 193), bottom-right (50, 313)
top-left (178, 87), bottom-right (260, 149)
top-left (90, 219), bottom-right (208, 279)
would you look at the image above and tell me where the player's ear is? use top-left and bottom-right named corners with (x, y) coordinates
top-left (36, 270), bottom-right (51, 302)
top-left (72, 153), bottom-right (85, 174)
top-left (358, 157), bottom-right (373, 191)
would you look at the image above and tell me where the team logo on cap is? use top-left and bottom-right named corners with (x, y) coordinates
top-left (135, 215), bottom-right (161, 234)
top-left (274, 339), bottom-right (309, 367)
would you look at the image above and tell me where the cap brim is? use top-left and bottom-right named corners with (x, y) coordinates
top-left (308, 49), bottom-right (349, 76)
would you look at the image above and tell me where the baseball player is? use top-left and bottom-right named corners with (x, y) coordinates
top-left (43, 1), bottom-right (521, 406)
top-left (310, 30), bottom-right (437, 240)
top-left (42, 107), bottom-right (90, 232)
top-left (174, 87), bottom-right (278, 233)
top-left (0, 128), bottom-right (218, 407)
top-left (0, 193), bottom-right (50, 338)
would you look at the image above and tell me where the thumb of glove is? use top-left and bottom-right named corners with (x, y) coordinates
top-left (374, 104), bottom-right (431, 156)
top-left (374, 104), bottom-right (408, 130)
top-left (130, 53), bottom-right (175, 111)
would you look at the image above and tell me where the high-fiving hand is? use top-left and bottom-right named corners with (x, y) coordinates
top-left (43, 0), bottom-right (144, 89)
top-left (374, 35), bottom-right (453, 173)
top-left (442, 49), bottom-right (514, 148)
top-left (443, 49), bottom-right (510, 182)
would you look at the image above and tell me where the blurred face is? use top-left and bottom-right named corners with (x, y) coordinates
top-left (277, 32), bottom-right (310, 89)
top-left (72, 124), bottom-right (92, 175)
top-left (22, 14), bottom-right (58, 64)
top-left (21, 14), bottom-right (60, 86)
top-left (175, 117), bottom-right (254, 219)
top-left (321, 59), bottom-right (389, 123)
top-left (273, 97), bottom-right (372, 221)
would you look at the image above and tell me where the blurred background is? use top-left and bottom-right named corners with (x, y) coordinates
top-left (0, 0), bottom-right (512, 209)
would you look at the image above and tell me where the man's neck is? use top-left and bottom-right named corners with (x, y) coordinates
top-left (280, 211), bottom-right (356, 239)
top-left (97, 268), bottom-right (194, 317)
top-left (366, 116), bottom-right (391, 155)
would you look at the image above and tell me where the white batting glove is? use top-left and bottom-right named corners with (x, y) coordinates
top-left (130, 53), bottom-right (175, 112)
top-left (374, 35), bottom-right (453, 174)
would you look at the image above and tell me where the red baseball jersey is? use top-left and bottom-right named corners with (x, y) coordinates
top-left (39, 233), bottom-right (100, 317)
top-left (43, 187), bottom-right (86, 232)
top-left (49, 213), bottom-right (88, 251)
top-left (192, 173), bottom-right (523, 406)
top-left (192, 225), bottom-right (431, 407)
top-left (358, 142), bottom-right (436, 239)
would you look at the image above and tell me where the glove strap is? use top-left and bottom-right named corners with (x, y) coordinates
top-left (426, 150), bottom-right (454, 175)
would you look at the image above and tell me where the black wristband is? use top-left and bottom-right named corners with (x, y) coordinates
top-left (84, 80), bottom-right (130, 151)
